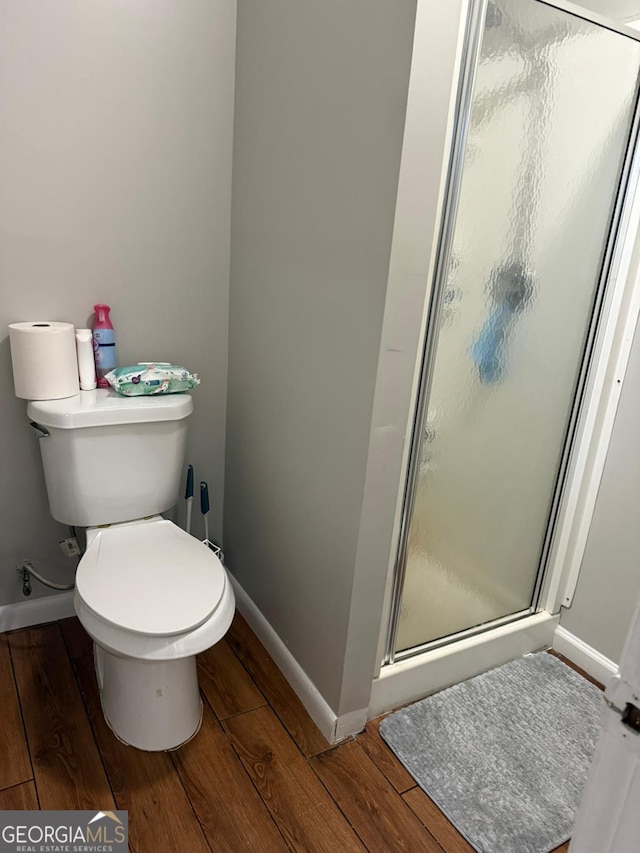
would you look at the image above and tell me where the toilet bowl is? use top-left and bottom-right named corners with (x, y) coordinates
top-left (26, 388), bottom-right (234, 751)
top-left (75, 516), bottom-right (235, 750)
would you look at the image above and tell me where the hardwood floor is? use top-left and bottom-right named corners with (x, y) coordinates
top-left (0, 634), bottom-right (32, 792)
top-left (0, 612), bottom-right (575, 853)
top-left (9, 625), bottom-right (114, 811)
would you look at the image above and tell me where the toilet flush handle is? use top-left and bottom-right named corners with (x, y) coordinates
top-left (29, 421), bottom-right (50, 438)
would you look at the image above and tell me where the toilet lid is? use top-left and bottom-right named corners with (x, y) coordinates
top-left (76, 518), bottom-right (226, 636)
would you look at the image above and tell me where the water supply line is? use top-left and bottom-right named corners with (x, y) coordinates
top-left (17, 526), bottom-right (81, 594)
top-left (17, 559), bottom-right (75, 592)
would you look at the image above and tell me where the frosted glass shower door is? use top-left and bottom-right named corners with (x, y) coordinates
top-left (395, 0), bottom-right (640, 654)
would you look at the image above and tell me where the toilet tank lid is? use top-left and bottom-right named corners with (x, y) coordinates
top-left (27, 389), bottom-right (193, 429)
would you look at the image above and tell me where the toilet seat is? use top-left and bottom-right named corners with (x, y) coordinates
top-left (76, 517), bottom-right (226, 637)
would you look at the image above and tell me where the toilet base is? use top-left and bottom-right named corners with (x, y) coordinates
top-left (95, 644), bottom-right (203, 751)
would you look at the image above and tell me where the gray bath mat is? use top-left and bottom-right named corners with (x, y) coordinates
top-left (380, 653), bottom-right (602, 853)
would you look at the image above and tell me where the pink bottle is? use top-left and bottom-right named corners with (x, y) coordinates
top-left (92, 304), bottom-right (116, 388)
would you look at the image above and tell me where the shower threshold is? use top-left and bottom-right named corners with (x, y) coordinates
top-left (369, 610), bottom-right (558, 719)
top-left (395, 607), bottom-right (534, 663)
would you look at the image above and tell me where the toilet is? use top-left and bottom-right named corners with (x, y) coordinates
top-left (26, 389), bottom-right (235, 751)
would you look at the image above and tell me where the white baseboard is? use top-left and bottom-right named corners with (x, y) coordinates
top-left (369, 611), bottom-right (559, 718)
top-left (553, 626), bottom-right (618, 686)
top-left (0, 590), bottom-right (75, 633)
top-left (228, 575), bottom-right (367, 744)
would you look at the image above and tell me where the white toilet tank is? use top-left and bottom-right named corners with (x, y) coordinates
top-left (27, 389), bottom-right (193, 526)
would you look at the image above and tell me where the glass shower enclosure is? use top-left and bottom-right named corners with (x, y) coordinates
top-left (386, 0), bottom-right (640, 660)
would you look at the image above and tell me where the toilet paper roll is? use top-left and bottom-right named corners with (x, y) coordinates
top-left (9, 321), bottom-right (80, 400)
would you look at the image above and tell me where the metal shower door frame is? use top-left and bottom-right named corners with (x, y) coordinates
top-left (384, 0), bottom-right (640, 666)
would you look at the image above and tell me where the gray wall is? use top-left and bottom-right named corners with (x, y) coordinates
top-left (225, 0), bottom-right (417, 710)
top-left (558, 0), bottom-right (640, 669)
top-left (560, 320), bottom-right (640, 663)
top-left (0, 0), bottom-right (235, 604)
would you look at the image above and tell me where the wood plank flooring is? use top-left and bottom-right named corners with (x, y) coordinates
top-left (9, 625), bottom-right (114, 811)
top-left (0, 634), bottom-right (32, 792)
top-left (0, 612), bottom-right (579, 852)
